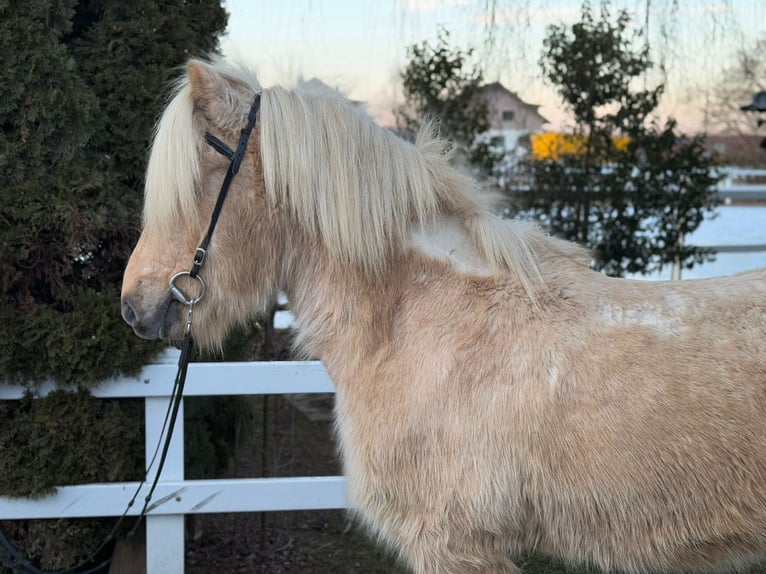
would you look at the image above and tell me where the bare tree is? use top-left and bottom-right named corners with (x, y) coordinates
top-left (708, 36), bottom-right (766, 136)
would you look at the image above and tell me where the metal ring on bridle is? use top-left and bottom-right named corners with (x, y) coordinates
top-left (169, 271), bottom-right (206, 305)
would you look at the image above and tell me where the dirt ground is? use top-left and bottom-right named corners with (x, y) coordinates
top-left (185, 509), bottom-right (404, 574)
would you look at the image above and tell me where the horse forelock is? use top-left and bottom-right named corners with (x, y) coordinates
top-left (143, 80), bottom-right (201, 232)
top-left (143, 59), bottom-right (262, 232)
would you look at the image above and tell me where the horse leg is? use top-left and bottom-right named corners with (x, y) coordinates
top-left (393, 527), bottom-right (521, 574)
top-left (402, 549), bottom-right (521, 574)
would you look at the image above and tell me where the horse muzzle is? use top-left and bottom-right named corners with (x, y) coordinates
top-left (121, 291), bottom-right (181, 340)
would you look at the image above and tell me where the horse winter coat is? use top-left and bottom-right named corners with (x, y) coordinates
top-left (122, 59), bottom-right (766, 573)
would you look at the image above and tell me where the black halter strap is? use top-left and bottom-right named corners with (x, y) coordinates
top-left (190, 94), bottom-right (262, 278)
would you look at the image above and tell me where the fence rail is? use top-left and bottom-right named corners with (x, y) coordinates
top-left (0, 477), bottom-right (346, 520)
top-left (0, 352), bottom-right (346, 574)
top-left (703, 243), bottom-right (766, 253)
top-left (505, 166), bottom-right (766, 200)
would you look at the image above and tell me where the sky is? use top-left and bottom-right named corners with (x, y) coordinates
top-left (220, 0), bottom-right (766, 133)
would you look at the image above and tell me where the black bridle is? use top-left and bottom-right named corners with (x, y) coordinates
top-left (0, 93), bottom-right (262, 574)
top-left (136, 91), bottom-right (263, 525)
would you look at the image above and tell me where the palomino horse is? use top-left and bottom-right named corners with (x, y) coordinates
top-left (121, 59), bottom-right (766, 573)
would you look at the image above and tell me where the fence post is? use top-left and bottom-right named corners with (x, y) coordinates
top-left (145, 349), bottom-right (185, 574)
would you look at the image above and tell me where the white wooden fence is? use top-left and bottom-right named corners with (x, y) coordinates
top-left (0, 350), bottom-right (346, 573)
top-left (718, 166), bottom-right (766, 202)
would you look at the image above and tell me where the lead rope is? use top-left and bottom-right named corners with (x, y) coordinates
top-left (0, 343), bottom-right (196, 574)
top-left (0, 323), bottom-right (196, 574)
top-left (0, 93), bottom-right (261, 574)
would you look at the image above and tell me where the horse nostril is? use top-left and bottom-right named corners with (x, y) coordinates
top-left (121, 297), bottom-right (137, 326)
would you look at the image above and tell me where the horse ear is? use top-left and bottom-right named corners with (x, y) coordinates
top-left (186, 59), bottom-right (242, 124)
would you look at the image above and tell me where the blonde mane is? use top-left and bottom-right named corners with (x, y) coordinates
top-left (260, 82), bottom-right (577, 296)
top-left (146, 60), bottom-right (585, 297)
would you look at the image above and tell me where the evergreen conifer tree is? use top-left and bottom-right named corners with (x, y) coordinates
top-left (0, 0), bottom-right (227, 568)
top-left (1, 0), bottom-right (226, 385)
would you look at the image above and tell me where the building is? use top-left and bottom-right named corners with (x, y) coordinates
top-left (297, 77), bottom-right (366, 112)
top-left (480, 82), bottom-right (549, 150)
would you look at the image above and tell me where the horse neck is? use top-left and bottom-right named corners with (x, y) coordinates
top-left (279, 216), bottom-right (552, 375)
top-left (281, 231), bottom-right (399, 372)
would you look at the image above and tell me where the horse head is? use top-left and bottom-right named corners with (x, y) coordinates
top-left (121, 61), bottom-right (282, 347)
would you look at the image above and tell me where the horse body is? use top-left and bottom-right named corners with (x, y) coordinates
top-left (287, 223), bottom-right (766, 573)
top-left (121, 59), bottom-right (766, 573)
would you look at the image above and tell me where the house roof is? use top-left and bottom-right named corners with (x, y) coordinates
top-left (297, 77), bottom-right (362, 107)
top-left (480, 82), bottom-right (549, 125)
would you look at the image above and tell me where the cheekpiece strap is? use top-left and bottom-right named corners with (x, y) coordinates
top-left (190, 93), bottom-right (262, 280)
